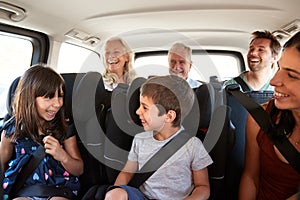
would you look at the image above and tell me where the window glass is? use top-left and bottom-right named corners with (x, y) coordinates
top-left (134, 56), bottom-right (169, 78)
top-left (0, 34), bottom-right (32, 118)
top-left (134, 52), bottom-right (241, 82)
top-left (57, 43), bottom-right (103, 73)
top-left (192, 53), bottom-right (240, 81)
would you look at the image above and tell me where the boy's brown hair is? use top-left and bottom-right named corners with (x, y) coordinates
top-left (140, 75), bottom-right (194, 127)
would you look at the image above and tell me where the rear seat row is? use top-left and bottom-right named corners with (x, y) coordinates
top-left (70, 72), bottom-right (235, 200)
top-left (1, 72), bottom-right (273, 200)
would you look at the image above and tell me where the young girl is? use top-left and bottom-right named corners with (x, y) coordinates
top-left (1, 65), bottom-right (83, 200)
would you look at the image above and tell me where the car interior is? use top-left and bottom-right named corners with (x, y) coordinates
top-left (0, 0), bottom-right (299, 199)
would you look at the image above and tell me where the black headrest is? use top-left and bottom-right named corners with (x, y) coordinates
top-left (194, 83), bottom-right (213, 129)
top-left (110, 77), bottom-right (146, 136)
top-left (72, 71), bottom-right (107, 122)
top-left (6, 76), bottom-right (21, 116)
top-left (60, 73), bottom-right (86, 123)
top-left (126, 77), bottom-right (147, 124)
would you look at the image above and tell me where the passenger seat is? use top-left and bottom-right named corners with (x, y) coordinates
top-left (0, 76), bottom-right (20, 133)
top-left (201, 77), bottom-right (235, 200)
top-left (104, 77), bottom-right (146, 183)
top-left (71, 71), bottom-right (112, 198)
top-left (224, 84), bottom-right (274, 200)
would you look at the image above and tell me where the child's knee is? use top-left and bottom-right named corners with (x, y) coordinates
top-left (105, 188), bottom-right (128, 200)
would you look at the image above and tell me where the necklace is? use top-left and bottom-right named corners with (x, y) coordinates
top-left (288, 129), bottom-right (300, 146)
top-left (289, 136), bottom-right (300, 145)
top-left (284, 126), bottom-right (300, 146)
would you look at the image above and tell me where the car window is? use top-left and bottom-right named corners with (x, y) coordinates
top-left (57, 43), bottom-right (103, 73)
top-left (0, 34), bottom-right (32, 118)
top-left (134, 50), bottom-right (244, 82)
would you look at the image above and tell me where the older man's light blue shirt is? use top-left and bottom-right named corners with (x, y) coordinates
top-left (187, 77), bottom-right (202, 89)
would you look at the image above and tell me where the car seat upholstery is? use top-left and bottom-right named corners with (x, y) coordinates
top-left (0, 76), bottom-right (20, 133)
top-left (191, 83), bottom-right (213, 141)
top-left (60, 73), bottom-right (85, 123)
top-left (71, 71), bottom-right (112, 197)
top-left (200, 77), bottom-right (235, 200)
top-left (104, 78), bottom-right (146, 183)
top-left (61, 72), bottom-right (109, 199)
top-left (204, 105), bottom-right (234, 200)
top-left (72, 71), bottom-right (110, 157)
top-left (183, 78), bottom-right (235, 200)
top-left (224, 84), bottom-right (274, 200)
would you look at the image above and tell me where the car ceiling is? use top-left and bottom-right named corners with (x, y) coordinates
top-left (1, 0), bottom-right (300, 52)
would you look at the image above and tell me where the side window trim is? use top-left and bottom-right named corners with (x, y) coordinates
top-left (0, 23), bottom-right (49, 119)
top-left (0, 23), bottom-right (49, 65)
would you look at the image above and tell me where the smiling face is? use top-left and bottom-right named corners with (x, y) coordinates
top-left (270, 47), bottom-right (300, 111)
top-left (36, 88), bottom-right (64, 123)
top-left (247, 38), bottom-right (277, 72)
top-left (104, 39), bottom-right (129, 78)
top-left (168, 48), bottom-right (192, 80)
top-left (136, 95), bottom-right (166, 132)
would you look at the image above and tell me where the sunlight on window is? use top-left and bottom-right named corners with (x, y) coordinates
top-left (134, 56), bottom-right (169, 78)
top-left (57, 43), bottom-right (103, 73)
top-left (0, 35), bottom-right (32, 118)
top-left (134, 53), bottom-right (240, 82)
top-left (211, 55), bottom-right (239, 80)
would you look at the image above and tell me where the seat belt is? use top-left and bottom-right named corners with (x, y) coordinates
top-left (226, 84), bottom-right (300, 174)
top-left (9, 145), bottom-right (46, 199)
top-left (234, 76), bottom-right (250, 92)
top-left (128, 130), bottom-right (191, 188)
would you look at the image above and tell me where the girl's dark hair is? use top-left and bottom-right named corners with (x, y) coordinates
top-left (269, 31), bottom-right (300, 139)
top-left (12, 64), bottom-right (66, 143)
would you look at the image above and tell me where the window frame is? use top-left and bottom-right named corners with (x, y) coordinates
top-left (0, 23), bottom-right (50, 65)
top-left (0, 23), bottom-right (50, 119)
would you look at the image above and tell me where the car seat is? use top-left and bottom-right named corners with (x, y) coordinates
top-left (201, 77), bottom-right (235, 200)
top-left (0, 76), bottom-right (20, 133)
top-left (224, 84), bottom-right (274, 200)
top-left (71, 71), bottom-right (112, 197)
top-left (104, 77), bottom-right (146, 183)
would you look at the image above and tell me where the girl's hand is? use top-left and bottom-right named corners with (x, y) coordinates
top-left (43, 135), bottom-right (67, 162)
top-left (43, 135), bottom-right (84, 176)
